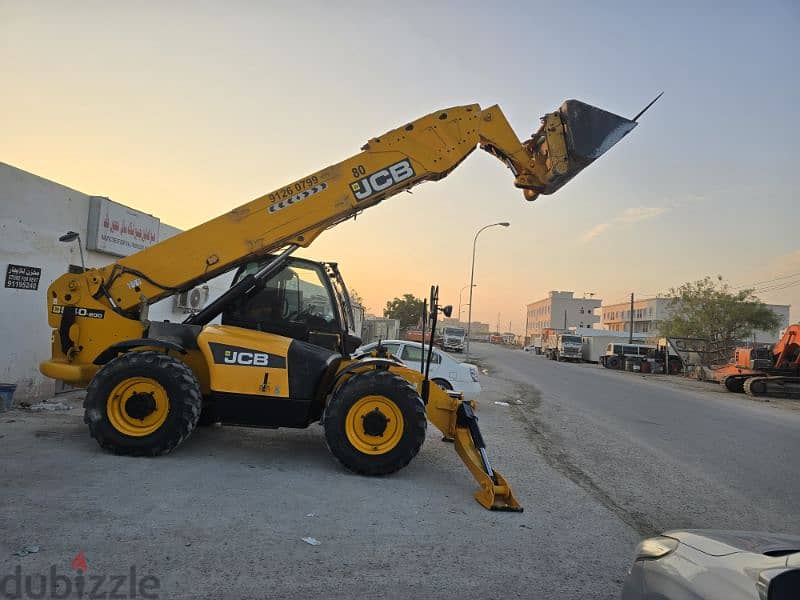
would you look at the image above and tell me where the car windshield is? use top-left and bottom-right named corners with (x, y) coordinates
top-left (443, 327), bottom-right (465, 336)
top-left (562, 335), bottom-right (582, 344)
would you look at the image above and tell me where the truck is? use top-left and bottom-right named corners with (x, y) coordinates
top-left (38, 97), bottom-right (647, 511)
top-left (546, 332), bottom-right (584, 362)
top-left (441, 326), bottom-right (466, 353)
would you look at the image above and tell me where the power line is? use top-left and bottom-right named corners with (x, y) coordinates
top-left (733, 270), bottom-right (800, 290)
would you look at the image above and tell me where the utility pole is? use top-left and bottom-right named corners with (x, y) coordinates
top-left (524, 305), bottom-right (530, 346)
top-left (629, 292), bottom-right (634, 343)
top-left (563, 309), bottom-right (567, 330)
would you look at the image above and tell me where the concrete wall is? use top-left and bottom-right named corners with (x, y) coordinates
top-left (0, 162), bottom-right (232, 400)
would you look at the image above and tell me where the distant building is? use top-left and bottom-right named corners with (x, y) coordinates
top-left (467, 321), bottom-right (490, 341)
top-left (525, 291), bottom-right (601, 343)
top-left (601, 297), bottom-right (790, 344)
top-left (361, 317), bottom-right (400, 344)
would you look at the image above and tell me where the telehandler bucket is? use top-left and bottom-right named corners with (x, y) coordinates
top-left (518, 96), bottom-right (658, 200)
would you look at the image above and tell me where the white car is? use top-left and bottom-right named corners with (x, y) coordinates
top-left (355, 340), bottom-right (481, 401)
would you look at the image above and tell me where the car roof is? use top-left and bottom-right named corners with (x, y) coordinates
top-left (364, 340), bottom-right (441, 352)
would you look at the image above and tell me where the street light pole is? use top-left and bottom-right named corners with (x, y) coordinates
top-left (466, 221), bottom-right (510, 360)
top-left (458, 284), bottom-right (476, 325)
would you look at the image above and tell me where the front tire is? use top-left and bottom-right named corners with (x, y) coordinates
top-left (84, 351), bottom-right (201, 456)
top-left (324, 370), bottom-right (426, 476)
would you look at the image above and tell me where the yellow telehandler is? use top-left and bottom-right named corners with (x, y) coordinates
top-left (40, 98), bottom-right (652, 510)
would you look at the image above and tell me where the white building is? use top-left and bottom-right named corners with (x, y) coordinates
top-left (601, 296), bottom-right (790, 343)
top-left (525, 291), bottom-right (601, 342)
top-left (0, 162), bottom-right (233, 401)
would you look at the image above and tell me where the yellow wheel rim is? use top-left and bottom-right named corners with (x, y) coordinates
top-left (106, 377), bottom-right (169, 437)
top-left (345, 395), bottom-right (404, 455)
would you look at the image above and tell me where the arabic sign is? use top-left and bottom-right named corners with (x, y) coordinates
top-left (86, 196), bottom-right (160, 257)
top-left (5, 264), bottom-right (42, 290)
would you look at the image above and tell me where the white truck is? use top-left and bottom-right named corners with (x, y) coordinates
top-left (543, 332), bottom-right (583, 362)
top-left (441, 326), bottom-right (466, 353)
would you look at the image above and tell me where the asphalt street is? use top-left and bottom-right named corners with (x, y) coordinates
top-left (473, 343), bottom-right (800, 537)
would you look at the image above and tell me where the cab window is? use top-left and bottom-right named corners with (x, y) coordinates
top-left (401, 345), bottom-right (441, 364)
top-left (224, 262), bottom-right (338, 338)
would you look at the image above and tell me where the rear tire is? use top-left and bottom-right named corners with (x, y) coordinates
top-left (324, 370), bottom-right (426, 476)
top-left (84, 351), bottom-right (201, 456)
top-left (606, 355), bottom-right (621, 370)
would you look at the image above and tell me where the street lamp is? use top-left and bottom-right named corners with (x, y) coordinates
top-left (458, 284), bottom-right (476, 324)
top-left (466, 222), bottom-right (510, 359)
top-left (59, 231), bottom-right (86, 271)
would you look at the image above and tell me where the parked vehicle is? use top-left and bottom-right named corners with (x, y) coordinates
top-left (601, 343), bottom-right (656, 369)
top-left (543, 332), bottom-right (583, 362)
top-left (715, 324), bottom-right (800, 399)
top-left (441, 326), bottom-right (466, 353)
top-left (581, 335), bottom-right (643, 363)
top-left (355, 340), bottom-right (481, 401)
top-left (601, 342), bottom-right (682, 373)
top-left (622, 529), bottom-right (800, 599)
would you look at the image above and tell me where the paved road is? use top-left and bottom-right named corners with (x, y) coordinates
top-left (471, 343), bottom-right (800, 537)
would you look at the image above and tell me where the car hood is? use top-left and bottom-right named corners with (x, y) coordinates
top-left (666, 529), bottom-right (800, 558)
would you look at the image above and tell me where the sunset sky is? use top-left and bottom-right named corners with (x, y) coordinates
top-left (2, 1), bottom-right (798, 332)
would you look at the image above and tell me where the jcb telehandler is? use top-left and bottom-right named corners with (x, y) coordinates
top-left (41, 98), bottom-right (650, 510)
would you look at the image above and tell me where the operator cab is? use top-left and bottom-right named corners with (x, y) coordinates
top-left (222, 256), bottom-right (362, 354)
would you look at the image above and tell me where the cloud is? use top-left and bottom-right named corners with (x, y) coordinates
top-left (618, 206), bottom-right (666, 223)
top-left (581, 222), bottom-right (610, 242)
top-left (581, 205), bottom-right (667, 242)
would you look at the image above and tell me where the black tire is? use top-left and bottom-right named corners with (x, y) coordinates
top-left (606, 355), bottom-right (621, 370)
top-left (324, 370), bottom-right (427, 476)
top-left (432, 378), bottom-right (453, 391)
top-left (84, 351), bottom-right (201, 456)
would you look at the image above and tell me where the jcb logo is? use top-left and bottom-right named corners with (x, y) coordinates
top-left (350, 160), bottom-right (415, 201)
top-left (223, 350), bottom-right (269, 366)
top-left (209, 343), bottom-right (287, 369)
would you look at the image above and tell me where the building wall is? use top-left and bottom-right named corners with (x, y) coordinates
top-left (0, 162), bottom-right (233, 400)
top-left (601, 296), bottom-right (790, 343)
top-left (525, 291), bottom-right (601, 340)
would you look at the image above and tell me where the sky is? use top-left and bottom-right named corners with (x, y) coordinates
top-left (2, 0), bottom-right (798, 332)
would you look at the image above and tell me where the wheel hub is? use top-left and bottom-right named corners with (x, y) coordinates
top-left (125, 392), bottom-right (157, 421)
top-left (344, 395), bottom-right (404, 455)
top-left (361, 408), bottom-right (389, 437)
top-left (107, 376), bottom-right (169, 437)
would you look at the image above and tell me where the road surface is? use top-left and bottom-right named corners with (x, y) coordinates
top-left (472, 342), bottom-right (800, 537)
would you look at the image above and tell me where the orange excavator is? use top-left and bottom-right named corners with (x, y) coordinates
top-left (718, 324), bottom-right (800, 399)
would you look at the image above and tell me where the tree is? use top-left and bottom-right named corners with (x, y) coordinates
top-left (349, 288), bottom-right (367, 311)
top-left (660, 276), bottom-right (781, 361)
top-left (383, 293), bottom-right (424, 328)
